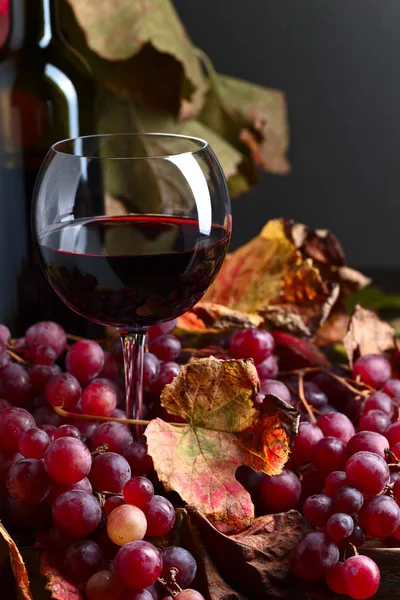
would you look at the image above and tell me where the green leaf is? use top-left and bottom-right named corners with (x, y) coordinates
top-left (345, 286), bottom-right (400, 314)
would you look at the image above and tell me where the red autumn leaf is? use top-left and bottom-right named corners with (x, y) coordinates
top-left (271, 331), bottom-right (330, 370)
top-left (145, 357), bottom-right (299, 534)
top-left (0, 522), bottom-right (33, 600)
top-left (41, 552), bottom-right (84, 600)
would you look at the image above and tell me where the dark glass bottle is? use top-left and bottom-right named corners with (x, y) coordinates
top-left (0, 0), bottom-right (95, 334)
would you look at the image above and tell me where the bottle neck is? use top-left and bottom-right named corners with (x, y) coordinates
top-left (7, 0), bottom-right (59, 50)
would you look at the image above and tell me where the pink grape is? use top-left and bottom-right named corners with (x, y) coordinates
top-left (258, 468), bottom-right (301, 512)
top-left (326, 561), bottom-right (346, 594)
top-left (25, 321), bottom-right (67, 358)
top-left (89, 422), bottom-right (133, 454)
top-left (98, 351), bottom-right (119, 381)
top-left (81, 381), bottom-right (117, 417)
top-left (123, 476), bottom-right (154, 509)
top-left (341, 555), bottom-right (380, 600)
top-left (259, 379), bottom-right (291, 403)
top-left (143, 495), bottom-right (175, 536)
top-left (149, 335), bottom-right (181, 362)
top-left (41, 424), bottom-right (56, 439)
top-left (45, 373), bottom-right (81, 410)
top-left (345, 451), bottom-right (390, 496)
top-left (333, 486), bottom-right (364, 514)
top-left (317, 412), bottom-right (355, 444)
top-left (19, 428), bottom-right (50, 458)
top-left (175, 591), bottom-right (205, 600)
top-left (85, 570), bottom-right (126, 600)
top-left (289, 531), bottom-right (339, 581)
top-left (7, 458), bottom-right (51, 503)
top-left (103, 495), bottom-right (125, 516)
top-left (386, 421), bottom-right (400, 447)
top-left (64, 540), bottom-right (103, 584)
top-left (352, 353), bottom-right (391, 388)
top-left (31, 344), bottom-right (56, 365)
top-left (0, 324), bottom-right (10, 344)
top-left (256, 356), bottom-right (278, 380)
top-left (44, 437), bottom-right (92, 484)
top-left (114, 540), bottom-right (162, 589)
top-left (229, 328), bottom-right (275, 364)
top-left (291, 422), bottom-right (323, 464)
top-left (66, 340), bottom-right (104, 384)
top-left (147, 319), bottom-right (178, 341)
top-left (358, 409), bottom-right (391, 435)
top-left (326, 513), bottom-right (354, 541)
top-left (0, 363), bottom-right (32, 405)
top-left (52, 489), bottom-right (101, 538)
top-left (325, 471), bottom-right (347, 497)
top-left (358, 495), bottom-right (400, 537)
top-left (142, 353), bottom-right (160, 388)
top-left (30, 364), bottom-right (61, 394)
top-left (106, 504), bottom-right (147, 546)
top-left (90, 452), bottom-right (131, 493)
top-left (161, 546), bottom-right (197, 588)
top-left (150, 362), bottom-right (181, 397)
top-left (346, 431), bottom-right (389, 459)
top-left (303, 494), bottom-right (333, 527)
top-left (0, 407), bottom-right (36, 454)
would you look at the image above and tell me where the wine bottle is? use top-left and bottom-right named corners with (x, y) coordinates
top-left (0, 0), bottom-right (95, 335)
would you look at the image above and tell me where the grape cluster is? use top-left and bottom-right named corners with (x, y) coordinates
top-left (0, 320), bottom-right (205, 600)
top-left (237, 350), bottom-right (400, 600)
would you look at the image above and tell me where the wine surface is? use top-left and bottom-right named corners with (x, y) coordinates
top-left (39, 216), bottom-right (230, 328)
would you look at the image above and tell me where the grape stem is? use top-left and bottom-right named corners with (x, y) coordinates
top-left (158, 567), bottom-right (182, 597)
top-left (297, 371), bottom-right (317, 424)
top-left (5, 348), bottom-right (28, 365)
top-left (52, 406), bottom-right (187, 427)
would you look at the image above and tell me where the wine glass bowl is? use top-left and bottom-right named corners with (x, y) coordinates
top-left (33, 133), bottom-right (231, 423)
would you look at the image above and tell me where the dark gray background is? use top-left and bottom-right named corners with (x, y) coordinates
top-left (174, 0), bottom-right (400, 269)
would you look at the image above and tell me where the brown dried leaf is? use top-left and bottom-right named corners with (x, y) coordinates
top-left (145, 358), bottom-right (299, 533)
top-left (343, 305), bottom-right (395, 366)
top-left (175, 507), bottom-right (311, 600)
top-left (0, 522), bottom-right (33, 600)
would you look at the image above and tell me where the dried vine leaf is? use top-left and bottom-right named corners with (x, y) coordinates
top-left (0, 523), bottom-right (33, 600)
top-left (343, 305), bottom-right (395, 367)
top-left (204, 220), bottom-right (339, 336)
top-left (175, 507), bottom-right (311, 600)
top-left (41, 552), bottom-right (83, 600)
top-left (200, 72), bottom-right (290, 176)
top-left (272, 331), bottom-right (330, 370)
top-left (145, 357), bottom-right (299, 533)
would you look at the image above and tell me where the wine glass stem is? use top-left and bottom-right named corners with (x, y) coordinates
top-left (120, 329), bottom-right (147, 438)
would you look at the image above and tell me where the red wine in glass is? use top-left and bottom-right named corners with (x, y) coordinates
top-left (39, 215), bottom-right (230, 329)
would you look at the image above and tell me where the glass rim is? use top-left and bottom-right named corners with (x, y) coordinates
top-left (51, 132), bottom-right (209, 160)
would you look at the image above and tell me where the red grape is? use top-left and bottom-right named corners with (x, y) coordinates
top-left (161, 546), bottom-right (197, 588)
top-left (123, 476), bottom-right (154, 509)
top-left (150, 362), bottom-right (181, 397)
top-left (358, 409), bottom-right (390, 435)
top-left (303, 494), bottom-right (333, 527)
top-left (46, 477), bottom-right (93, 506)
top-left (291, 422), bottom-right (323, 464)
top-left (324, 471), bottom-right (347, 496)
top-left (312, 436), bottom-right (347, 474)
top-left (7, 458), bottom-right (51, 503)
top-left (52, 489), bottom-right (101, 538)
top-left (31, 344), bottom-right (57, 365)
top-left (358, 495), bottom-right (400, 537)
top-left (259, 379), bottom-right (291, 403)
top-left (258, 468), bottom-right (301, 512)
top-left (104, 495), bottom-right (125, 516)
top-left (85, 570), bottom-right (126, 600)
top-left (326, 561), bottom-right (346, 594)
top-left (333, 486), bottom-right (364, 514)
top-left (175, 591), bottom-right (205, 600)
top-left (0, 363), bottom-right (32, 405)
top-left (143, 495), bottom-right (175, 536)
top-left (64, 540), bottom-right (103, 584)
top-left (348, 524), bottom-right (366, 548)
top-left (66, 340), bottom-right (104, 384)
top-left (383, 378), bottom-right (400, 398)
top-left (302, 382), bottom-right (328, 409)
top-left (317, 412), bottom-right (355, 444)
top-left (345, 451), bottom-right (390, 496)
top-left (53, 424), bottom-right (81, 440)
top-left (0, 324), bottom-right (10, 344)
top-left (346, 431), bottom-right (389, 459)
top-left (114, 540), bottom-right (162, 589)
top-left (289, 531), bottom-right (339, 581)
top-left (353, 353), bottom-right (391, 388)
top-left (90, 452), bottom-right (131, 493)
top-left (386, 421), bottom-right (400, 447)
top-left (30, 364), bottom-right (61, 394)
top-left (149, 335), bottom-right (181, 362)
top-left (256, 356), bottom-right (278, 380)
top-left (45, 373), bottom-right (81, 410)
top-left (0, 407), bottom-right (36, 454)
top-left (0, 398), bottom-right (11, 413)
top-left (341, 555), bottom-right (380, 600)
top-left (98, 351), bottom-right (119, 381)
top-left (19, 427), bottom-right (50, 458)
top-left (25, 321), bottom-right (66, 358)
top-left (81, 381), bottom-right (117, 417)
top-left (44, 437), bottom-right (92, 484)
top-left (364, 391), bottom-right (393, 416)
top-left (89, 422), bottom-right (133, 454)
top-left (326, 512), bottom-right (354, 541)
top-left (142, 353), bottom-right (160, 388)
top-left (147, 319), bottom-right (178, 341)
top-left (229, 328), bottom-right (275, 364)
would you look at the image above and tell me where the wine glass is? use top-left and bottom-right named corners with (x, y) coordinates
top-left (32, 133), bottom-right (232, 428)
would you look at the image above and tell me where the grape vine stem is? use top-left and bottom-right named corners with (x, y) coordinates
top-left (52, 406), bottom-right (187, 428)
top-left (297, 371), bottom-right (317, 424)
